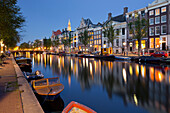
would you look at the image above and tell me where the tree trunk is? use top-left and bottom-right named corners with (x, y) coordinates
top-left (138, 39), bottom-right (141, 56)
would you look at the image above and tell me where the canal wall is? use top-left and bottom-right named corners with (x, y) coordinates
top-left (12, 56), bottom-right (44, 113)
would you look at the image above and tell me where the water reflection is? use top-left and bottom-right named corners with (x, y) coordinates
top-left (15, 52), bottom-right (170, 113)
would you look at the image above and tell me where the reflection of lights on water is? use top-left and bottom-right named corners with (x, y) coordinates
top-left (122, 68), bottom-right (127, 83)
top-left (58, 57), bottom-right (60, 67)
top-left (68, 75), bottom-right (71, 87)
top-left (141, 65), bottom-right (146, 78)
top-left (83, 58), bottom-right (85, 67)
top-left (37, 54), bottom-right (40, 64)
top-left (86, 58), bottom-right (88, 67)
top-left (71, 59), bottom-right (73, 71)
top-left (135, 64), bottom-right (139, 77)
top-left (32, 56), bottom-right (34, 68)
top-left (169, 76), bottom-right (170, 84)
top-left (50, 55), bottom-right (52, 67)
top-left (90, 62), bottom-right (93, 75)
top-left (129, 65), bottom-right (133, 76)
top-left (62, 57), bottom-right (64, 68)
top-left (150, 67), bottom-right (154, 82)
top-left (44, 54), bottom-right (46, 68)
top-left (41, 54), bottom-right (43, 67)
top-left (155, 70), bottom-right (164, 82)
top-left (94, 61), bottom-right (96, 72)
top-left (134, 94), bottom-right (138, 106)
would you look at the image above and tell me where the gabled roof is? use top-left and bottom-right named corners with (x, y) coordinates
top-left (103, 14), bottom-right (126, 26)
top-left (53, 30), bottom-right (62, 36)
top-left (84, 18), bottom-right (93, 26)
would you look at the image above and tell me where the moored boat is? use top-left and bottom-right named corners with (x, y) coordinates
top-left (15, 57), bottom-right (32, 64)
top-left (62, 101), bottom-right (96, 113)
top-left (24, 70), bottom-right (44, 81)
top-left (32, 77), bottom-right (64, 101)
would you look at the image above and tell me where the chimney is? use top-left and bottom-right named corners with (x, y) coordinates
top-left (123, 7), bottom-right (128, 16)
top-left (108, 13), bottom-right (112, 20)
top-left (62, 29), bottom-right (64, 32)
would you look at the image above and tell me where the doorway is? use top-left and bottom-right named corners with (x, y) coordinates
top-left (162, 43), bottom-right (166, 50)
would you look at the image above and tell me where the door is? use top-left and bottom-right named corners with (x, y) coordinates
top-left (162, 43), bottom-right (166, 50)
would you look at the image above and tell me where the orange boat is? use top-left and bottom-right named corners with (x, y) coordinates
top-left (62, 101), bottom-right (96, 113)
top-left (32, 77), bottom-right (64, 101)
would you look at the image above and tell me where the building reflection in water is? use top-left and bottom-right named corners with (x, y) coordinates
top-left (29, 53), bottom-right (170, 113)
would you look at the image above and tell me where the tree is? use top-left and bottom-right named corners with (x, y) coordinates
top-left (61, 38), bottom-right (69, 50)
top-left (128, 16), bottom-right (148, 56)
top-left (33, 39), bottom-right (41, 48)
top-left (0, 0), bottom-right (25, 49)
top-left (78, 30), bottom-right (91, 53)
top-left (52, 36), bottom-right (60, 47)
top-left (103, 22), bottom-right (118, 51)
top-left (43, 37), bottom-right (52, 50)
top-left (19, 42), bottom-right (29, 49)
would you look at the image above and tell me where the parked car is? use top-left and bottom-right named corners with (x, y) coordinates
top-left (151, 51), bottom-right (168, 58)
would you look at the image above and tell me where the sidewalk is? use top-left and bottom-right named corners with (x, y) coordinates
top-left (0, 56), bottom-right (44, 113)
top-left (0, 56), bottom-right (23, 113)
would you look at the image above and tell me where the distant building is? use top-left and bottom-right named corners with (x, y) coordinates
top-left (103, 7), bottom-right (128, 54)
top-left (126, 7), bottom-right (148, 53)
top-left (148, 0), bottom-right (170, 51)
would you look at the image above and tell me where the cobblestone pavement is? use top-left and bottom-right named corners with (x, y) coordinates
top-left (0, 56), bottom-right (23, 113)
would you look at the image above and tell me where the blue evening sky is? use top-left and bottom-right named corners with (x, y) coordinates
top-left (17, 0), bottom-right (154, 44)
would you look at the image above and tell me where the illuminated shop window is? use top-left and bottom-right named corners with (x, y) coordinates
top-left (161, 7), bottom-right (166, 13)
top-left (150, 38), bottom-right (154, 48)
top-left (135, 41), bottom-right (138, 49)
top-left (141, 40), bottom-right (145, 49)
top-left (155, 38), bottom-right (160, 48)
top-left (155, 9), bottom-right (160, 16)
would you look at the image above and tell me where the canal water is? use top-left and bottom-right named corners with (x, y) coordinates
top-left (18, 52), bottom-right (170, 113)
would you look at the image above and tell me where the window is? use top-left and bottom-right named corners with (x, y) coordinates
top-left (122, 28), bottom-right (125, 35)
top-left (149, 18), bottom-right (154, 25)
top-left (150, 38), bottom-right (154, 48)
top-left (116, 39), bottom-right (119, 46)
top-left (116, 29), bottom-right (119, 35)
top-left (141, 10), bottom-right (145, 17)
top-left (104, 41), bottom-right (106, 44)
top-left (149, 10), bottom-right (154, 16)
top-left (135, 41), bottom-right (138, 49)
top-left (135, 13), bottom-right (138, 18)
top-left (99, 40), bottom-right (101, 44)
top-left (155, 26), bottom-right (160, 35)
top-left (155, 9), bottom-right (160, 16)
top-left (104, 48), bottom-right (106, 51)
top-left (161, 7), bottom-right (166, 13)
top-left (155, 17), bottom-right (160, 24)
top-left (141, 40), bottom-right (145, 49)
top-left (149, 27), bottom-right (154, 36)
top-left (161, 15), bottom-right (166, 23)
top-left (129, 14), bottom-right (132, 19)
top-left (155, 38), bottom-right (160, 48)
top-left (161, 25), bottom-right (167, 34)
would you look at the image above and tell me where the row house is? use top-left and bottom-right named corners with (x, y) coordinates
top-left (126, 7), bottom-right (148, 53)
top-left (102, 7), bottom-right (128, 54)
top-left (148, 0), bottom-right (170, 52)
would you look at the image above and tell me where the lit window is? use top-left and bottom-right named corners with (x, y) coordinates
top-left (161, 15), bottom-right (166, 23)
top-left (149, 18), bottom-right (154, 25)
top-left (149, 10), bottom-right (154, 16)
top-left (149, 27), bottom-right (154, 36)
top-left (161, 25), bottom-right (167, 34)
top-left (135, 41), bottom-right (138, 49)
top-left (155, 38), bottom-right (160, 48)
top-left (150, 38), bottom-right (154, 48)
top-left (141, 40), bottom-right (145, 49)
top-left (161, 7), bottom-right (166, 13)
top-left (155, 26), bottom-right (160, 35)
top-left (99, 40), bottom-right (101, 44)
top-left (155, 17), bottom-right (160, 24)
top-left (135, 13), bottom-right (138, 18)
top-left (155, 9), bottom-right (160, 16)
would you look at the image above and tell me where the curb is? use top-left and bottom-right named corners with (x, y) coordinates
top-left (12, 56), bottom-right (44, 113)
